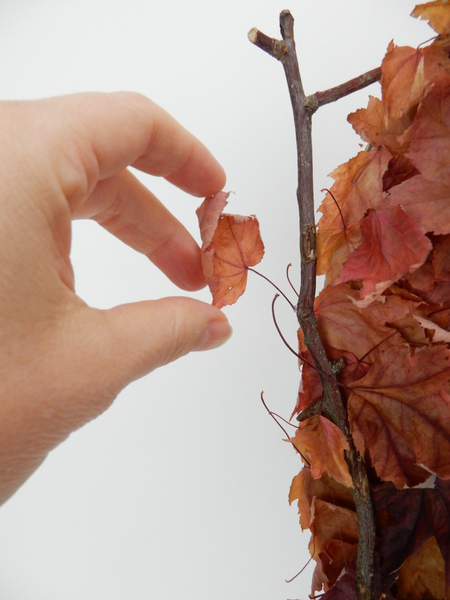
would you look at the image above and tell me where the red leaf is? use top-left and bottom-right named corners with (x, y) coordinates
top-left (348, 342), bottom-right (450, 488)
top-left (382, 154), bottom-right (420, 192)
top-left (385, 175), bottom-right (450, 236)
top-left (317, 148), bottom-right (392, 276)
top-left (314, 283), bottom-right (416, 359)
top-left (335, 205), bottom-right (432, 303)
top-left (404, 72), bottom-right (450, 181)
top-left (373, 478), bottom-right (450, 593)
top-left (196, 193), bottom-right (264, 308)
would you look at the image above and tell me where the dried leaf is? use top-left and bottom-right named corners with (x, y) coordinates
top-left (314, 283), bottom-right (416, 359)
top-left (404, 72), bottom-right (450, 181)
top-left (373, 478), bottom-right (450, 593)
top-left (310, 497), bottom-right (359, 558)
top-left (289, 415), bottom-right (353, 488)
top-left (335, 206), bottom-right (432, 302)
top-left (196, 193), bottom-right (264, 308)
top-left (385, 175), bottom-right (450, 236)
top-left (412, 0), bottom-right (450, 36)
top-left (382, 154), bottom-right (420, 192)
top-left (397, 537), bottom-right (446, 600)
top-left (381, 42), bottom-right (450, 122)
top-left (348, 96), bottom-right (410, 154)
top-left (317, 148), bottom-right (392, 276)
top-left (348, 342), bottom-right (450, 487)
top-left (318, 540), bottom-right (358, 592)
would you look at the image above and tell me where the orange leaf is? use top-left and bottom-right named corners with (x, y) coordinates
top-left (348, 95), bottom-right (410, 154)
top-left (289, 469), bottom-right (314, 530)
top-left (289, 415), bottom-right (353, 488)
top-left (196, 193), bottom-right (264, 308)
top-left (381, 42), bottom-right (450, 122)
top-left (412, 0), bottom-right (450, 36)
top-left (316, 540), bottom-right (358, 592)
top-left (289, 468), bottom-right (355, 532)
top-left (317, 148), bottom-right (392, 276)
top-left (403, 72), bottom-right (450, 181)
top-left (310, 497), bottom-right (359, 558)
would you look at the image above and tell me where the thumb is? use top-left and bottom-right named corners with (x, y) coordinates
top-left (99, 296), bottom-right (232, 386)
top-left (0, 297), bottom-right (231, 504)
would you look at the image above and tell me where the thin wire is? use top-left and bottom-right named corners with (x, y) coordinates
top-left (247, 267), bottom-right (296, 311)
top-left (260, 392), bottom-right (311, 466)
top-left (320, 188), bottom-right (348, 246)
top-left (285, 556), bottom-right (313, 583)
top-left (286, 263), bottom-right (300, 297)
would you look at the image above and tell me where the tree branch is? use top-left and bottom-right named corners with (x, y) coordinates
top-left (249, 11), bottom-right (376, 600)
top-left (307, 67), bottom-right (381, 112)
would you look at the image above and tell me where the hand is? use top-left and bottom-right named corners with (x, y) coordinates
top-left (0, 92), bottom-right (231, 504)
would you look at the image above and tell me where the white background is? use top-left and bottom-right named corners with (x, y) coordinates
top-left (0, 1), bottom-right (431, 599)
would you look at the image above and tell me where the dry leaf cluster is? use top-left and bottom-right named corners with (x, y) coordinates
top-left (291, 3), bottom-right (450, 598)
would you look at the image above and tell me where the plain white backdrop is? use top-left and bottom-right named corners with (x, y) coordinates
top-left (0, 1), bottom-right (431, 599)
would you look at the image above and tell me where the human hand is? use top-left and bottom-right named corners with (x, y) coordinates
top-left (0, 92), bottom-right (231, 504)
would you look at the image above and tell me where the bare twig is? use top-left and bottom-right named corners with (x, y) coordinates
top-left (307, 67), bottom-right (381, 112)
top-left (249, 11), bottom-right (376, 600)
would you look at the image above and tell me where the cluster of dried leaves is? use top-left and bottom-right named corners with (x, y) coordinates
top-left (289, 3), bottom-right (450, 599)
top-left (196, 2), bottom-right (450, 599)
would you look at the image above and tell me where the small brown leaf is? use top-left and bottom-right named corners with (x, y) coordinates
top-left (289, 415), bottom-right (353, 488)
top-left (196, 193), bottom-right (264, 308)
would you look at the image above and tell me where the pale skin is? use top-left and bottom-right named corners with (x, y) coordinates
top-left (0, 92), bottom-right (232, 505)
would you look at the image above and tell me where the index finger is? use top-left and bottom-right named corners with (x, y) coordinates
top-left (44, 92), bottom-right (226, 203)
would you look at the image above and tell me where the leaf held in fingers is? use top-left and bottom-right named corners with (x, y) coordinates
top-left (196, 193), bottom-right (264, 308)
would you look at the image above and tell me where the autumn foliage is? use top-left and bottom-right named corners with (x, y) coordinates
top-left (291, 3), bottom-right (450, 599)
top-left (198, 2), bottom-right (450, 599)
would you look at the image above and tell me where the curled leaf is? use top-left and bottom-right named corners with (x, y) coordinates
top-left (289, 415), bottom-right (353, 488)
top-left (196, 193), bottom-right (265, 308)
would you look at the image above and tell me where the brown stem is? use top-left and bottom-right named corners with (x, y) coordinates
top-left (249, 11), bottom-right (375, 600)
top-left (307, 67), bottom-right (381, 112)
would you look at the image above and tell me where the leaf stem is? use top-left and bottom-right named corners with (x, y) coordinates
top-left (247, 266), bottom-right (296, 310)
top-left (286, 263), bottom-right (300, 297)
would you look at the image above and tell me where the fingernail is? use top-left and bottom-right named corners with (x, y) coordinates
top-left (194, 319), bottom-right (233, 352)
